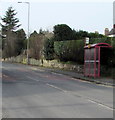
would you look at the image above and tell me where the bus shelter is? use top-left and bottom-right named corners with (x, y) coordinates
top-left (84, 43), bottom-right (112, 77)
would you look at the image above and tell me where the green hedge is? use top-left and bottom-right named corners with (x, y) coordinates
top-left (54, 40), bottom-right (84, 63)
top-left (90, 37), bottom-right (115, 66)
top-left (54, 38), bottom-right (115, 66)
top-left (90, 37), bottom-right (111, 44)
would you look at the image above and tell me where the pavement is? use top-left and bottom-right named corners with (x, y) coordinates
top-left (29, 65), bottom-right (115, 87)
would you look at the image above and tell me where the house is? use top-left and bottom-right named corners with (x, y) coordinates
top-left (108, 27), bottom-right (115, 37)
top-left (108, 1), bottom-right (115, 37)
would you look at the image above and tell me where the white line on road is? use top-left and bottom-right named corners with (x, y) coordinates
top-left (30, 67), bottom-right (45, 72)
top-left (51, 72), bottom-right (113, 88)
top-left (51, 72), bottom-right (65, 76)
top-left (88, 99), bottom-right (114, 111)
top-left (22, 67), bottom-right (114, 111)
top-left (27, 76), bottom-right (40, 82)
top-left (46, 83), bottom-right (114, 111)
top-left (2, 74), bottom-right (9, 78)
top-left (46, 83), bottom-right (67, 93)
top-left (71, 91), bottom-right (114, 111)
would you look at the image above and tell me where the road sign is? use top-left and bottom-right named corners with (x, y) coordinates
top-left (85, 37), bottom-right (89, 45)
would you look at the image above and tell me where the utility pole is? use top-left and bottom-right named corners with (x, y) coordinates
top-left (18, 2), bottom-right (30, 64)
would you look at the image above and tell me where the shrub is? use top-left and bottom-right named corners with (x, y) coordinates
top-left (43, 37), bottom-right (54, 60)
top-left (29, 32), bottom-right (44, 60)
top-left (54, 40), bottom-right (84, 63)
top-left (53, 24), bottom-right (74, 41)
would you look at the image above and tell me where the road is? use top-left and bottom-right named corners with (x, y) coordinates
top-left (2, 62), bottom-right (113, 118)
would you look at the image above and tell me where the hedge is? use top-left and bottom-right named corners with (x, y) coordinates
top-left (90, 37), bottom-right (115, 66)
top-left (54, 38), bottom-right (115, 66)
top-left (54, 40), bottom-right (84, 64)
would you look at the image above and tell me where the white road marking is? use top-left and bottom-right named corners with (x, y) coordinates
top-left (30, 66), bottom-right (113, 88)
top-left (88, 99), bottom-right (114, 111)
top-left (46, 83), bottom-right (67, 93)
top-left (72, 92), bottom-right (114, 111)
top-left (18, 66), bottom-right (114, 111)
top-left (51, 72), bottom-right (64, 76)
top-left (46, 83), bottom-right (114, 111)
top-left (51, 72), bottom-right (113, 88)
top-left (2, 74), bottom-right (8, 78)
top-left (30, 67), bottom-right (45, 72)
top-left (27, 76), bottom-right (40, 82)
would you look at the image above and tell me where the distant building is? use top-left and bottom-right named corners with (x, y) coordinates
top-left (95, 31), bottom-right (99, 34)
top-left (108, 1), bottom-right (115, 37)
top-left (109, 28), bottom-right (115, 37)
top-left (104, 28), bottom-right (109, 36)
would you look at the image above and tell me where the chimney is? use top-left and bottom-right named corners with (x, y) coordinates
top-left (104, 28), bottom-right (109, 36)
top-left (114, 24), bottom-right (115, 28)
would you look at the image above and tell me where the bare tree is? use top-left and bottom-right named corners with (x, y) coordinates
top-left (29, 31), bottom-right (44, 60)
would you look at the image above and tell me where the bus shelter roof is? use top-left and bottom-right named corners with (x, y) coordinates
top-left (84, 43), bottom-right (112, 49)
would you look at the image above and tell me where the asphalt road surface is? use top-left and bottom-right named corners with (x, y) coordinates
top-left (2, 62), bottom-right (113, 118)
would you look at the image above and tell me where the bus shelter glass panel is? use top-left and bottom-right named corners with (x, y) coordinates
top-left (84, 49), bottom-right (90, 76)
top-left (90, 48), bottom-right (95, 76)
top-left (95, 47), bottom-right (100, 77)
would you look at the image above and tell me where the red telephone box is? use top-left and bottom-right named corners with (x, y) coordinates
top-left (84, 43), bottom-right (112, 77)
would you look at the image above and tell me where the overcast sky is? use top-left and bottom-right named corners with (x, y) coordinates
top-left (1, 0), bottom-right (114, 34)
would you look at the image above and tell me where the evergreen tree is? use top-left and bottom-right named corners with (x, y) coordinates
top-left (53, 24), bottom-right (74, 41)
top-left (43, 37), bottom-right (54, 60)
top-left (1, 7), bottom-right (21, 58)
top-left (16, 29), bottom-right (26, 54)
top-left (1, 7), bottom-right (20, 34)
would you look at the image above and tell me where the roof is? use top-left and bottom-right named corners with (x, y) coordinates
top-left (109, 28), bottom-right (115, 35)
top-left (84, 43), bottom-right (112, 49)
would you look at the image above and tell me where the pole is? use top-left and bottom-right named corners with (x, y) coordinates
top-left (18, 2), bottom-right (30, 64)
top-left (26, 2), bottom-right (30, 65)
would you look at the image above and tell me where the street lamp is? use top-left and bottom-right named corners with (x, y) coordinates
top-left (18, 1), bottom-right (30, 64)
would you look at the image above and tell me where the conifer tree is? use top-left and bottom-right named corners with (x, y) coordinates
top-left (2, 7), bottom-right (20, 34)
top-left (1, 7), bottom-right (22, 58)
